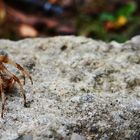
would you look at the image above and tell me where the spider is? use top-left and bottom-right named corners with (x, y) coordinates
top-left (0, 50), bottom-right (33, 118)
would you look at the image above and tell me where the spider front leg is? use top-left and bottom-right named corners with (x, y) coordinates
top-left (0, 79), bottom-right (7, 118)
top-left (13, 76), bottom-right (27, 107)
top-left (9, 75), bottom-right (27, 107)
top-left (15, 63), bottom-right (33, 85)
top-left (1, 63), bottom-right (27, 107)
top-left (7, 77), bottom-right (27, 107)
top-left (7, 59), bottom-right (33, 85)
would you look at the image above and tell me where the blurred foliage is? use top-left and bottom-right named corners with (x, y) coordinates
top-left (76, 1), bottom-right (138, 42)
top-left (0, 0), bottom-right (140, 42)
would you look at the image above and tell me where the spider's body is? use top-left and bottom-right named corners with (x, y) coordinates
top-left (0, 50), bottom-right (33, 118)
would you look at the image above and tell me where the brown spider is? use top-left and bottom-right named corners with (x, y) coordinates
top-left (0, 50), bottom-right (33, 118)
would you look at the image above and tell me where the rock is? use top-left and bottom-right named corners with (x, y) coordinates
top-left (71, 133), bottom-right (86, 140)
top-left (131, 35), bottom-right (140, 45)
top-left (16, 135), bottom-right (33, 140)
top-left (0, 36), bottom-right (140, 140)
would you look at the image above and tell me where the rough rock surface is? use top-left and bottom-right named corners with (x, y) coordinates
top-left (0, 36), bottom-right (140, 140)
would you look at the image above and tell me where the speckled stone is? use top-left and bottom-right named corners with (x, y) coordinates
top-left (0, 36), bottom-right (139, 140)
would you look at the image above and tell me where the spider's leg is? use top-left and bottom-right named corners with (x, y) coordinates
top-left (6, 59), bottom-right (33, 85)
top-left (12, 76), bottom-right (27, 107)
top-left (8, 77), bottom-right (15, 89)
top-left (0, 79), bottom-right (6, 118)
top-left (15, 63), bottom-right (33, 85)
top-left (1, 64), bottom-right (27, 107)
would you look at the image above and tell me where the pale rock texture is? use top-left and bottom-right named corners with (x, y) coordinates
top-left (0, 36), bottom-right (140, 140)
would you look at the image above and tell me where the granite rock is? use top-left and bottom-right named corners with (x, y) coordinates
top-left (0, 36), bottom-right (139, 140)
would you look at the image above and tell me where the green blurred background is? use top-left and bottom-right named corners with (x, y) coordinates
top-left (0, 0), bottom-right (140, 42)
